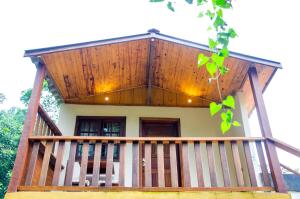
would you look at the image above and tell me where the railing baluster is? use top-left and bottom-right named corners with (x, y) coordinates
top-left (132, 141), bottom-right (139, 187)
top-left (144, 142), bottom-right (152, 187)
top-left (243, 141), bottom-right (257, 187)
top-left (219, 141), bottom-right (231, 187)
top-left (157, 142), bottom-right (165, 187)
top-left (34, 115), bottom-right (41, 136)
top-left (42, 123), bottom-right (48, 136)
top-left (255, 140), bottom-right (271, 186)
top-left (91, 142), bottom-right (102, 187)
top-left (181, 142), bottom-right (191, 187)
top-left (169, 142), bottom-right (178, 187)
top-left (119, 142), bottom-right (126, 187)
top-left (105, 142), bottom-right (114, 187)
top-left (39, 141), bottom-right (53, 186)
top-left (231, 141), bottom-right (244, 186)
top-left (64, 141), bottom-right (77, 186)
top-left (38, 119), bottom-right (44, 136)
top-left (79, 141), bottom-right (89, 187)
top-left (194, 141), bottom-right (204, 187)
top-left (52, 141), bottom-right (65, 186)
top-left (206, 141), bottom-right (217, 187)
top-left (25, 142), bottom-right (40, 185)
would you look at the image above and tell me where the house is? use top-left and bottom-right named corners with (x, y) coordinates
top-left (5, 29), bottom-right (299, 199)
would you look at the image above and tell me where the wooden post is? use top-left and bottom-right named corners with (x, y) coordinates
top-left (7, 63), bottom-right (45, 192)
top-left (248, 66), bottom-right (287, 193)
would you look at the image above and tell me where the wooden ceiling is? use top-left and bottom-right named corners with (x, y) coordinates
top-left (25, 32), bottom-right (279, 113)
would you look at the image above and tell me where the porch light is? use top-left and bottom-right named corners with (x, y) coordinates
top-left (105, 96), bottom-right (109, 101)
top-left (188, 99), bottom-right (192, 103)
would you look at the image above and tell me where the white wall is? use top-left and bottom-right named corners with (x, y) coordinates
top-left (56, 92), bottom-right (251, 187)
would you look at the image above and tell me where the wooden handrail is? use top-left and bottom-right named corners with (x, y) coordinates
top-left (280, 163), bottom-right (300, 176)
top-left (29, 136), bottom-right (265, 143)
top-left (267, 137), bottom-right (300, 158)
top-left (38, 105), bottom-right (62, 136)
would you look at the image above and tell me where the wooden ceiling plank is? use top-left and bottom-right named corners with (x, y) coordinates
top-left (146, 38), bottom-right (156, 105)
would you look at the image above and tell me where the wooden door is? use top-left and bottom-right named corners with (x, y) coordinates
top-left (140, 118), bottom-right (180, 187)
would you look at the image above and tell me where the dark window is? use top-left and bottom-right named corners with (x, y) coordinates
top-left (75, 116), bottom-right (125, 162)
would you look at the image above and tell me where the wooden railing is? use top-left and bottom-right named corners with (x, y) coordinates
top-left (266, 137), bottom-right (300, 176)
top-left (33, 105), bottom-right (62, 136)
top-left (18, 136), bottom-right (276, 191)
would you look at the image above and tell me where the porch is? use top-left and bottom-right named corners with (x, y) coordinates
top-left (6, 31), bottom-right (300, 198)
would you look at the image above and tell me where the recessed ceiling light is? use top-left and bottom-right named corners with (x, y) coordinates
top-left (188, 99), bottom-right (192, 103)
top-left (105, 96), bottom-right (109, 101)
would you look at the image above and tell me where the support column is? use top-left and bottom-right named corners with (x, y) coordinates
top-left (248, 66), bottom-right (286, 193)
top-left (7, 62), bottom-right (45, 192)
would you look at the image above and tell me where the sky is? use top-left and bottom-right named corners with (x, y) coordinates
top-left (0, 0), bottom-right (299, 168)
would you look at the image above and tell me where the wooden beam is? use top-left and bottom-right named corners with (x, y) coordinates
top-left (267, 137), bottom-right (300, 158)
top-left (146, 38), bottom-right (156, 105)
top-left (248, 66), bottom-right (286, 193)
top-left (7, 63), bottom-right (45, 192)
top-left (280, 163), bottom-right (300, 176)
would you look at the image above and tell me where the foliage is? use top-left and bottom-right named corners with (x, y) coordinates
top-left (0, 94), bottom-right (5, 104)
top-left (150, 0), bottom-right (240, 134)
top-left (0, 107), bottom-right (26, 199)
top-left (0, 81), bottom-right (59, 198)
top-left (21, 80), bottom-right (59, 122)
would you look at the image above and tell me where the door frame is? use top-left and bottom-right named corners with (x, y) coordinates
top-left (139, 117), bottom-right (181, 137)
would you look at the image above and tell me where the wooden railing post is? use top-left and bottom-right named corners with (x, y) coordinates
top-left (7, 63), bottom-right (45, 192)
top-left (248, 66), bottom-right (286, 193)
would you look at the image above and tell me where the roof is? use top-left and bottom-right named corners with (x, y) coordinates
top-left (25, 29), bottom-right (281, 112)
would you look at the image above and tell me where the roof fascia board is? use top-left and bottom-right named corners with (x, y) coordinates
top-left (24, 33), bottom-right (151, 57)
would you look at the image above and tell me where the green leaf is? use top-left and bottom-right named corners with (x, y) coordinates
top-left (219, 48), bottom-right (229, 57)
top-left (221, 120), bottom-right (231, 134)
top-left (149, 0), bottom-right (164, 2)
top-left (228, 28), bottom-right (237, 38)
top-left (197, 53), bottom-right (209, 68)
top-left (217, 9), bottom-right (223, 17)
top-left (233, 121), bottom-right (241, 127)
top-left (198, 12), bottom-right (204, 18)
top-left (167, 1), bottom-right (175, 11)
top-left (213, 16), bottom-right (225, 30)
top-left (209, 38), bottom-right (217, 49)
top-left (214, 0), bottom-right (231, 8)
top-left (211, 53), bottom-right (225, 66)
top-left (206, 62), bottom-right (217, 77)
top-left (197, 0), bottom-right (203, 5)
top-left (210, 102), bottom-right (222, 116)
top-left (185, 0), bottom-right (193, 4)
top-left (222, 95), bottom-right (235, 109)
top-left (219, 65), bottom-right (229, 75)
top-left (221, 109), bottom-right (233, 123)
top-left (205, 10), bottom-right (215, 19)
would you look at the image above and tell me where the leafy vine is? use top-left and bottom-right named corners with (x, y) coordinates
top-left (150, 0), bottom-right (240, 134)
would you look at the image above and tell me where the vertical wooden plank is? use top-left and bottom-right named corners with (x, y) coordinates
top-left (8, 65), bottom-right (45, 192)
top-left (206, 141), bottom-right (217, 187)
top-left (79, 141), bottom-right (89, 187)
top-left (25, 142), bottom-right (40, 185)
top-left (132, 142), bottom-right (139, 187)
top-left (119, 142), bottom-right (126, 187)
top-left (243, 141), bottom-right (257, 187)
top-left (52, 141), bottom-right (65, 186)
top-left (255, 140), bottom-right (271, 186)
top-left (169, 142), bottom-right (178, 187)
top-left (34, 115), bottom-right (41, 136)
top-left (64, 141), bottom-right (77, 186)
top-left (219, 141), bottom-right (231, 187)
top-left (231, 141), bottom-right (245, 186)
top-left (91, 142), bottom-right (102, 187)
top-left (39, 141), bottom-right (53, 186)
top-left (181, 142), bottom-right (191, 187)
top-left (42, 122), bottom-right (48, 136)
top-left (39, 119), bottom-right (44, 136)
top-left (157, 143), bottom-right (165, 187)
top-left (249, 67), bottom-right (286, 192)
top-left (194, 142), bottom-right (204, 187)
top-left (105, 142), bottom-right (114, 187)
top-left (144, 142), bottom-right (152, 187)
top-left (139, 142), bottom-right (143, 188)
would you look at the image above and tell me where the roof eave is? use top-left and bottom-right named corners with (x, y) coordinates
top-left (24, 31), bottom-right (282, 69)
